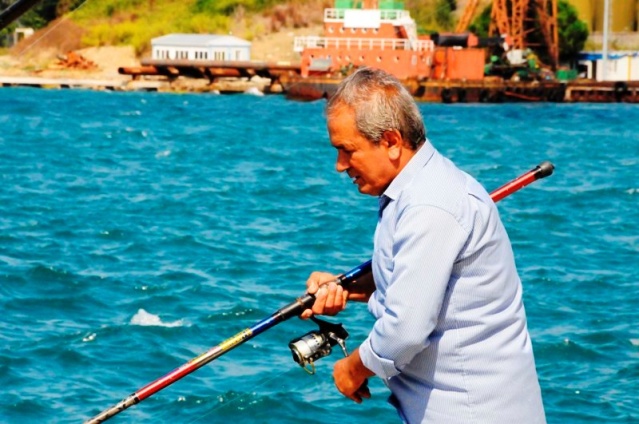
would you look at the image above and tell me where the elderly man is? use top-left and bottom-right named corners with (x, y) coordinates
top-left (302, 67), bottom-right (545, 423)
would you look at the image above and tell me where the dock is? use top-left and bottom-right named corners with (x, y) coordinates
top-left (0, 76), bottom-right (129, 90)
top-left (3, 64), bottom-right (639, 103)
top-left (0, 75), bottom-right (179, 92)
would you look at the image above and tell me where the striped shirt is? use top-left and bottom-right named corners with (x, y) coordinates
top-left (358, 140), bottom-right (546, 423)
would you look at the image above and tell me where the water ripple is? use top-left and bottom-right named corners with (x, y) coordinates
top-left (1, 90), bottom-right (638, 423)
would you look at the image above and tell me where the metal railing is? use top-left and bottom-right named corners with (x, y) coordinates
top-left (294, 36), bottom-right (434, 53)
top-left (324, 8), bottom-right (411, 22)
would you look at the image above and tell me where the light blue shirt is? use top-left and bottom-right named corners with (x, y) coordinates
top-left (358, 140), bottom-right (546, 424)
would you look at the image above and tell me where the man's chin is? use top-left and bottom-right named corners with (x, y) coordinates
top-left (357, 185), bottom-right (379, 196)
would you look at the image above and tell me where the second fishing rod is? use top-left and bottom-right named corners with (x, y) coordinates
top-left (86, 160), bottom-right (554, 424)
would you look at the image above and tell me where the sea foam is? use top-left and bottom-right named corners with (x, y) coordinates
top-left (130, 308), bottom-right (184, 327)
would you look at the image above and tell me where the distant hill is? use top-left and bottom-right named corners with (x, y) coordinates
top-left (9, 0), bottom-right (463, 57)
top-left (6, 0), bottom-right (333, 56)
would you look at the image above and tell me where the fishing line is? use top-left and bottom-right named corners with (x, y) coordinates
top-left (15, 0), bottom-right (94, 58)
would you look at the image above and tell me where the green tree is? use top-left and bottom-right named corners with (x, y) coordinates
top-left (407, 0), bottom-right (455, 33)
top-left (556, 0), bottom-right (588, 63)
top-left (434, 0), bottom-right (454, 30)
top-left (468, 4), bottom-right (491, 37)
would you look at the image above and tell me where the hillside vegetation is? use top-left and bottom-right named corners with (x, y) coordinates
top-left (5, 0), bottom-right (589, 63)
top-left (6, 0), bottom-right (464, 56)
top-left (70, 0), bottom-right (330, 54)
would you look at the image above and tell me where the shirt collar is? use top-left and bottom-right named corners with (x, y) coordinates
top-left (380, 138), bottom-right (435, 206)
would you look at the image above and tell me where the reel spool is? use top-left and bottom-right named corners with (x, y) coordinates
top-left (288, 316), bottom-right (349, 374)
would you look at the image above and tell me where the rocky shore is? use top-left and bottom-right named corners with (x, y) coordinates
top-left (0, 25), bottom-right (321, 94)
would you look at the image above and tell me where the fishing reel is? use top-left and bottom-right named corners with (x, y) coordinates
top-left (288, 316), bottom-right (349, 375)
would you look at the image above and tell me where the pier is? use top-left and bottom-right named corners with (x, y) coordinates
top-left (3, 65), bottom-right (639, 103)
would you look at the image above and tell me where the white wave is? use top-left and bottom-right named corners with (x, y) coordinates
top-left (130, 308), bottom-right (184, 327)
top-left (244, 87), bottom-right (264, 96)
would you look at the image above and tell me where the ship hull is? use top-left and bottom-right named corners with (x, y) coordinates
top-left (279, 75), bottom-right (639, 104)
top-left (280, 74), bottom-right (421, 102)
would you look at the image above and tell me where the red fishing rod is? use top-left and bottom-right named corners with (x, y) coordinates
top-left (85, 161), bottom-right (554, 424)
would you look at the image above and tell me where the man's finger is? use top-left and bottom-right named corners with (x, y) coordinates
top-left (311, 285), bottom-right (328, 314)
top-left (349, 392), bottom-right (363, 403)
top-left (324, 282), bottom-right (338, 309)
top-left (357, 386), bottom-right (371, 399)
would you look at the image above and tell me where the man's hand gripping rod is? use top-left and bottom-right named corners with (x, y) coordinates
top-left (85, 161), bottom-right (554, 424)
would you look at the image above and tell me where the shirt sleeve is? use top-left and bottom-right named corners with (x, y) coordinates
top-left (359, 205), bottom-right (469, 380)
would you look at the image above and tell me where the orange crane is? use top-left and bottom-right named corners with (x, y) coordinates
top-left (455, 0), bottom-right (480, 33)
top-left (489, 0), bottom-right (559, 68)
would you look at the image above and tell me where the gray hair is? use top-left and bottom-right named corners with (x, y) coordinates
top-left (326, 67), bottom-right (426, 150)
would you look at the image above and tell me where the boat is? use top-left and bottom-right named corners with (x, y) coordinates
top-left (280, 0), bottom-right (449, 100)
top-left (278, 0), bottom-right (639, 104)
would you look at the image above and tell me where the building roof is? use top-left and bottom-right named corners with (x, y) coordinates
top-left (152, 34), bottom-right (251, 47)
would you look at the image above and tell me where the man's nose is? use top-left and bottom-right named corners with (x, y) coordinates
top-left (335, 151), bottom-right (348, 173)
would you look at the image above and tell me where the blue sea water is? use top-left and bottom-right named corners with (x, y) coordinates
top-left (0, 87), bottom-right (638, 424)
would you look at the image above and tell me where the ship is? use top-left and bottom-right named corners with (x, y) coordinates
top-left (279, 0), bottom-right (487, 101)
top-left (278, 0), bottom-right (639, 103)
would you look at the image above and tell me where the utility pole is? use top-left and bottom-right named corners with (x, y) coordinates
top-left (601, 0), bottom-right (610, 81)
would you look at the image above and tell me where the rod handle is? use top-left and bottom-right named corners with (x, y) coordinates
top-left (277, 260), bottom-right (373, 320)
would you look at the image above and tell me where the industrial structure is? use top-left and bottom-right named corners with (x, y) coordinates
top-left (489, 0), bottom-right (559, 69)
top-left (3, 0), bottom-right (639, 101)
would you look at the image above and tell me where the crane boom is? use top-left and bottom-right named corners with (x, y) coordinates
top-left (455, 0), bottom-right (479, 33)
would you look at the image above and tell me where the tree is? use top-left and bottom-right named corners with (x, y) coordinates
top-left (556, 0), bottom-right (588, 63)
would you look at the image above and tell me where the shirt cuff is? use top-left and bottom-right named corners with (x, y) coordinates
top-left (359, 335), bottom-right (401, 380)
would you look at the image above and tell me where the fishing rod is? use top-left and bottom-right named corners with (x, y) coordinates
top-left (85, 160), bottom-right (554, 424)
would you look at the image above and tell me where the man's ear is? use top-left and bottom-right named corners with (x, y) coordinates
top-left (382, 130), bottom-right (403, 161)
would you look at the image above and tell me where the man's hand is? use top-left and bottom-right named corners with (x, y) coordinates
top-left (300, 271), bottom-right (348, 319)
top-left (333, 347), bottom-right (374, 403)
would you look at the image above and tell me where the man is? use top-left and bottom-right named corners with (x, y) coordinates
top-left (301, 67), bottom-right (546, 423)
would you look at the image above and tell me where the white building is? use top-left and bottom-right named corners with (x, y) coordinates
top-left (151, 34), bottom-right (251, 62)
top-left (578, 51), bottom-right (639, 81)
top-left (13, 27), bottom-right (34, 46)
